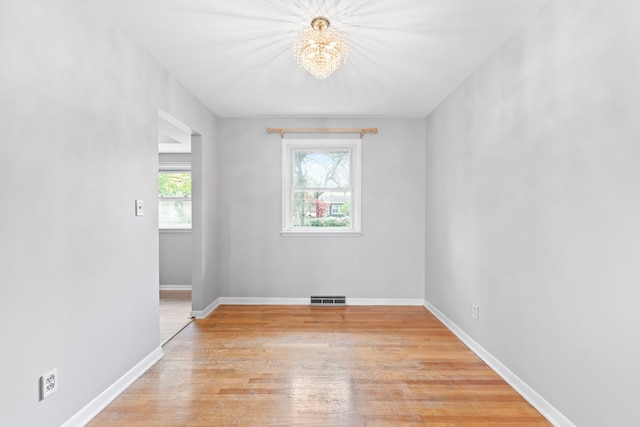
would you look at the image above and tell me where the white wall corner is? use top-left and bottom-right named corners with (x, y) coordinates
top-left (62, 347), bottom-right (164, 427)
top-left (191, 297), bottom-right (221, 319)
top-left (423, 300), bottom-right (575, 427)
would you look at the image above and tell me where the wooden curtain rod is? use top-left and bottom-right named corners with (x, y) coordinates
top-left (267, 127), bottom-right (378, 139)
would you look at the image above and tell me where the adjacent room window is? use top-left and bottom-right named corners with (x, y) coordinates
top-left (282, 139), bottom-right (361, 235)
top-left (159, 171), bottom-right (192, 229)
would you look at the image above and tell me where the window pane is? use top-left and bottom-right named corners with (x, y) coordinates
top-left (291, 191), bottom-right (350, 228)
top-left (159, 172), bottom-right (191, 228)
top-left (293, 151), bottom-right (350, 188)
top-left (159, 172), bottom-right (191, 197)
top-left (159, 199), bottom-right (192, 227)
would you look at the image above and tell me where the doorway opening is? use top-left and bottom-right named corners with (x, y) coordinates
top-left (158, 110), bottom-right (196, 344)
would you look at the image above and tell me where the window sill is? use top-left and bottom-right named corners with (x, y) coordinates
top-left (160, 228), bottom-right (192, 234)
top-left (280, 230), bottom-right (363, 237)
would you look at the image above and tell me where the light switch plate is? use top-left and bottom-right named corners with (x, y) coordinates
top-left (472, 304), bottom-right (479, 320)
top-left (135, 200), bottom-right (144, 216)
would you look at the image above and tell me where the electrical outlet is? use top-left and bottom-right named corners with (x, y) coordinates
top-left (40, 369), bottom-right (57, 400)
top-left (472, 304), bottom-right (479, 320)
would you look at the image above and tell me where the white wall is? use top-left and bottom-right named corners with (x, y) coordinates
top-left (424, 0), bottom-right (640, 425)
top-left (159, 153), bottom-right (191, 165)
top-left (0, 1), bottom-right (218, 425)
top-left (159, 232), bottom-right (192, 287)
top-left (217, 118), bottom-right (425, 300)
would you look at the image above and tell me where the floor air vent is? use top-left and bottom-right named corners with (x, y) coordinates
top-left (310, 296), bottom-right (346, 306)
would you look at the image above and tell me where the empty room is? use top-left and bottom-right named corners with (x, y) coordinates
top-left (1, 0), bottom-right (638, 426)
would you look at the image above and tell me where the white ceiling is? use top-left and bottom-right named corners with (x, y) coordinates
top-left (96, 0), bottom-right (548, 118)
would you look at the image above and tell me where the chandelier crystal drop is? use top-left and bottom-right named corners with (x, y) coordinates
top-left (294, 17), bottom-right (348, 79)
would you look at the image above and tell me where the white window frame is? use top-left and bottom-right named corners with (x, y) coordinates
top-left (159, 162), bottom-right (192, 232)
top-left (281, 139), bottom-right (362, 236)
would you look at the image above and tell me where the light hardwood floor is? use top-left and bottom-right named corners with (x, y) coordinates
top-left (159, 290), bottom-right (192, 345)
top-left (91, 305), bottom-right (550, 426)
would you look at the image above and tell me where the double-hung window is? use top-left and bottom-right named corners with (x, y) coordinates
top-left (282, 139), bottom-right (361, 235)
top-left (158, 165), bottom-right (192, 230)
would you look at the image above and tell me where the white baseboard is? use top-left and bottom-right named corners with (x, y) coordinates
top-left (218, 297), bottom-right (424, 306)
top-left (62, 347), bottom-right (164, 427)
top-left (191, 297), bottom-right (221, 319)
top-left (423, 300), bottom-right (575, 427)
top-left (348, 298), bottom-right (424, 306)
top-left (220, 297), bottom-right (309, 305)
top-left (159, 284), bottom-right (192, 291)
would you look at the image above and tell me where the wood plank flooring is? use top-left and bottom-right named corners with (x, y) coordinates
top-left (90, 305), bottom-right (550, 426)
top-left (159, 290), bottom-right (193, 344)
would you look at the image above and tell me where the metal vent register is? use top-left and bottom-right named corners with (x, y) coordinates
top-left (310, 296), bottom-right (346, 306)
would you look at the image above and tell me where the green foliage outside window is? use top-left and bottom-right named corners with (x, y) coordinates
top-left (339, 200), bottom-right (350, 216)
top-left (308, 217), bottom-right (350, 227)
top-left (159, 172), bottom-right (192, 228)
top-left (159, 173), bottom-right (191, 197)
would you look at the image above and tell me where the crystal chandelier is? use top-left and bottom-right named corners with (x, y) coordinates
top-left (294, 17), bottom-right (348, 79)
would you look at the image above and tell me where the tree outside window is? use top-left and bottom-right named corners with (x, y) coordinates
top-left (159, 172), bottom-right (192, 229)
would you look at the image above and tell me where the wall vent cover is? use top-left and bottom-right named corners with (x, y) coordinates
top-left (310, 296), bottom-right (346, 306)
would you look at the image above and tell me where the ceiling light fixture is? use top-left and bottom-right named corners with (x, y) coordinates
top-left (294, 17), bottom-right (347, 79)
